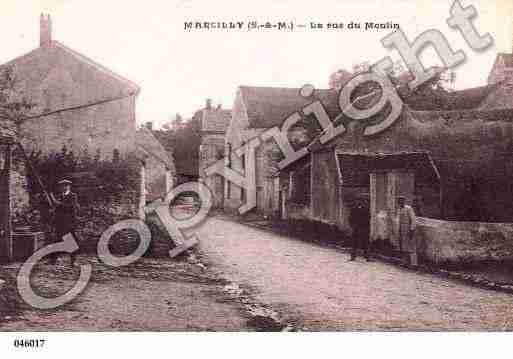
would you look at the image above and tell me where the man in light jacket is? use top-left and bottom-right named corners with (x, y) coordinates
top-left (396, 196), bottom-right (417, 266)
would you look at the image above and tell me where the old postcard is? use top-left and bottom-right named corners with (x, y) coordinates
top-left (0, 0), bottom-right (513, 357)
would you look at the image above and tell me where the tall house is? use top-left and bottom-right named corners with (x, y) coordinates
top-left (198, 100), bottom-right (231, 207)
top-left (3, 14), bottom-right (140, 156)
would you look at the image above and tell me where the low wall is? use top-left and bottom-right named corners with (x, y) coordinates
top-left (285, 203), bottom-right (312, 221)
top-left (416, 217), bottom-right (513, 264)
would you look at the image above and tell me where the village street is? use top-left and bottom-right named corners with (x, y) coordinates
top-left (0, 256), bottom-right (255, 331)
top-left (197, 216), bottom-right (513, 331)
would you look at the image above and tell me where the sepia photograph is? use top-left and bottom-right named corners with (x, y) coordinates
top-left (0, 0), bottom-right (513, 357)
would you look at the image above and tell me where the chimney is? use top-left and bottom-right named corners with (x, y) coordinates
top-left (145, 121), bottom-right (153, 131)
top-left (206, 99), bottom-right (212, 110)
top-left (40, 13), bottom-right (52, 47)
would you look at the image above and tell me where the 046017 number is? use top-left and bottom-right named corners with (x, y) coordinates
top-left (13, 339), bottom-right (46, 349)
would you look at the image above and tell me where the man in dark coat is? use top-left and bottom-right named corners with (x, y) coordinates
top-left (348, 200), bottom-right (371, 261)
top-left (48, 179), bottom-right (80, 266)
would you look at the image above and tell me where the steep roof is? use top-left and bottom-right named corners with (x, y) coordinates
top-left (239, 86), bottom-right (341, 129)
top-left (1, 41), bottom-right (139, 116)
top-left (135, 129), bottom-right (175, 171)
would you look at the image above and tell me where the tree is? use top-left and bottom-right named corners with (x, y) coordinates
top-left (0, 65), bottom-right (35, 138)
top-left (162, 113), bottom-right (184, 131)
top-left (328, 69), bottom-right (353, 91)
top-left (154, 111), bottom-right (201, 180)
top-left (328, 60), bottom-right (455, 111)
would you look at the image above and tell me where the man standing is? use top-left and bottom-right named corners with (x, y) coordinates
top-left (396, 196), bottom-right (417, 266)
top-left (48, 179), bottom-right (80, 266)
top-left (348, 199), bottom-right (371, 261)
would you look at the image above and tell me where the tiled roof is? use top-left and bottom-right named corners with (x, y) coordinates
top-left (239, 86), bottom-right (341, 129)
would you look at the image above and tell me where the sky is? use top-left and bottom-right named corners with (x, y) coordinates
top-left (0, 0), bottom-right (511, 128)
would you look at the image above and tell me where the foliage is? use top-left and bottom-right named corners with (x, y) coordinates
top-left (328, 61), bottom-right (456, 107)
top-left (0, 65), bottom-right (36, 139)
top-left (162, 113), bottom-right (184, 131)
top-left (26, 146), bottom-right (140, 200)
top-left (328, 69), bottom-right (353, 91)
top-left (154, 111), bottom-right (201, 177)
top-left (20, 146), bottom-right (141, 245)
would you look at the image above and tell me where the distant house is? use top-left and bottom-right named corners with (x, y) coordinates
top-left (224, 86), bottom-right (332, 215)
top-left (198, 99), bottom-right (231, 208)
top-left (135, 125), bottom-right (175, 203)
top-left (487, 53), bottom-right (513, 85)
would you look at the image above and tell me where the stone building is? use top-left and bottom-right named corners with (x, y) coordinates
top-left (6, 15), bottom-right (140, 158)
top-left (0, 15), bottom-right (177, 261)
top-left (273, 53), bottom-right (513, 264)
top-left (198, 100), bottom-right (231, 208)
top-left (224, 86), bottom-right (297, 215)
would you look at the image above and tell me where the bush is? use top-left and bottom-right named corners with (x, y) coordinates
top-left (24, 147), bottom-right (141, 248)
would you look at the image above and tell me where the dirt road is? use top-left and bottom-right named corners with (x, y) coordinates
top-left (197, 216), bottom-right (513, 331)
top-left (0, 256), bottom-right (253, 331)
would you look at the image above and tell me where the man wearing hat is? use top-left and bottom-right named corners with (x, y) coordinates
top-left (395, 196), bottom-right (417, 266)
top-left (48, 179), bottom-right (80, 266)
top-left (348, 198), bottom-right (371, 261)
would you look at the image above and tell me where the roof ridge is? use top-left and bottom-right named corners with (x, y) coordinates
top-left (53, 41), bottom-right (140, 93)
top-left (1, 41), bottom-right (140, 94)
top-left (1, 46), bottom-right (44, 68)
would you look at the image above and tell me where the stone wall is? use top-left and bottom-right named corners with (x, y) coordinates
top-left (144, 155), bottom-right (172, 203)
top-left (10, 170), bottom-right (29, 219)
top-left (20, 96), bottom-right (136, 159)
top-left (199, 134), bottom-right (225, 207)
top-left (416, 217), bottom-right (513, 264)
top-left (10, 149), bottom-right (30, 224)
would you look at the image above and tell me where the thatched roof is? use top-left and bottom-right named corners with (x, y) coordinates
top-left (239, 86), bottom-right (341, 128)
